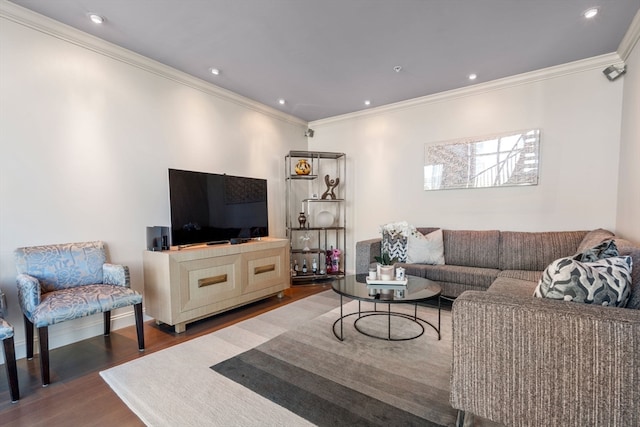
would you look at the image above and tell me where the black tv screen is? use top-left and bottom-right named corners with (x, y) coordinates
top-left (168, 169), bottom-right (269, 246)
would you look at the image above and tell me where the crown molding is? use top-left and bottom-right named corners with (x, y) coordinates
top-left (618, 8), bottom-right (640, 61)
top-left (0, 0), bottom-right (307, 127)
top-left (310, 53), bottom-right (623, 127)
top-left (3, 0), bottom-right (635, 129)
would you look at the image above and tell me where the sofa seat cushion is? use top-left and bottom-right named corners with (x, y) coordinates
top-left (499, 231), bottom-right (587, 271)
top-left (432, 281), bottom-right (490, 299)
top-left (31, 284), bottom-right (143, 327)
top-left (488, 276), bottom-right (538, 298)
top-left (401, 263), bottom-right (499, 289)
top-left (498, 270), bottom-right (543, 283)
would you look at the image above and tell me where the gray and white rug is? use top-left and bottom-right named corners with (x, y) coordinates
top-left (101, 291), bottom-right (462, 426)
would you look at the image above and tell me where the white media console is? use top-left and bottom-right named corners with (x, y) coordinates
top-left (142, 238), bottom-right (290, 333)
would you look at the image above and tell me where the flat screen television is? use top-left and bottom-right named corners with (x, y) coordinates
top-left (168, 168), bottom-right (269, 246)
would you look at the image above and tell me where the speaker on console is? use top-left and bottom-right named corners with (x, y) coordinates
top-left (146, 226), bottom-right (170, 251)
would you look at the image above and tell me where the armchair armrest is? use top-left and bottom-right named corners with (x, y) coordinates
top-left (103, 263), bottom-right (130, 287)
top-left (16, 273), bottom-right (41, 320)
top-left (451, 291), bottom-right (640, 426)
top-left (355, 238), bottom-right (381, 274)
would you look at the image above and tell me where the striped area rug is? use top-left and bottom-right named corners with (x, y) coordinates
top-left (101, 291), bottom-right (464, 426)
top-left (212, 302), bottom-right (455, 426)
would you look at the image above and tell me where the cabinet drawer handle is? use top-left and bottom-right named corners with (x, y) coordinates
top-left (254, 264), bottom-right (276, 275)
top-left (198, 274), bottom-right (228, 288)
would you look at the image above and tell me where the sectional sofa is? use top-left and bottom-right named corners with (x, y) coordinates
top-left (357, 227), bottom-right (600, 298)
top-left (355, 227), bottom-right (640, 426)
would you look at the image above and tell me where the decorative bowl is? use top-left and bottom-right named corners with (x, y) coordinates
top-left (316, 211), bottom-right (335, 228)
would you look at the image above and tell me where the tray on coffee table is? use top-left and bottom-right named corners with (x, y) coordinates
top-left (365, 277), bottom-right (408, 288)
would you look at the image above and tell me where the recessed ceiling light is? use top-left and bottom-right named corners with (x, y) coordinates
top-left (468, 73), bottom-right (477, 80)
top-left (88, 13), bottom-right (104, 24)
top-left (364, 100), bottom-right (371, 106)
top-left (278, 99), bottom-right (286, 105)
top-left (584, 8), bottom-right (599, 19)
top-left (209, 68), bottom-right (220, 76)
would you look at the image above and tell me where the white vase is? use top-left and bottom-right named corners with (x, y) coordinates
top-left (378, 264), bottom-right (395, 281)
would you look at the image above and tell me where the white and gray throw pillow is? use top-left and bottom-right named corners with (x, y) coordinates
top-left (573, 239), bottom-right (618, 262)
top-left (406, 228), bottom-right (445, 265)
top-left (534, 255), bottom-right (632, 307)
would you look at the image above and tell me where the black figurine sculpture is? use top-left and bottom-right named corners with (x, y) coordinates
top-left (321, 174), bottom-right (340, 200)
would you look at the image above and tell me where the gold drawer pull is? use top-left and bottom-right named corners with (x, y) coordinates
top-left (254, 264), bottom-right (276, 275)
top-left (198, 274), bottom-right (227, 288)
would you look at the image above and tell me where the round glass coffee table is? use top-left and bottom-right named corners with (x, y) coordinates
top-left (331, 274), bottom-right (442, 341)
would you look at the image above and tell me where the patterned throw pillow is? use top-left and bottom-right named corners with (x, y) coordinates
top-left (382, 231), bottom-right (408, 263)
top-left (534, 256), bottom-right (632, 307)
top-left (573, 239), bottom-right (618, 262)
top-left (380, 222), bottom-right (416, 263)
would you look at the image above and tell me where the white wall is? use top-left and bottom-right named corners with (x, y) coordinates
top-left (2, 4), bottom-right (637, 363)
top-left (309, 57), bottom-right (626, 273)
top-left (0, 10), bottom-right (307, 359)
top-left (616, 28), bottom-right (640, 243)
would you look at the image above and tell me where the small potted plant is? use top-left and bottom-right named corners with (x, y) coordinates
top-left (374, 251), bottom-right (397, 281)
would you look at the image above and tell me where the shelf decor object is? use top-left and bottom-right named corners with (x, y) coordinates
top-left (321, 174), bottom-right (339, 199)
top-left (297, 212), bottom-right (307, 228)
top-left (316, 210), bottom-right (335, 228)
top-left (285, 151), bottom-right (346, 284)
top-left (294, 159), bottom-right (312, 175)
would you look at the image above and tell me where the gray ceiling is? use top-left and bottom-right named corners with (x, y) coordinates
top-left (9, 0), bottom-right (640, 122)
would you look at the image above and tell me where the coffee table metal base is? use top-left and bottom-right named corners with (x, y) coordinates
top-left (332, 298), bottom-right (441, 341)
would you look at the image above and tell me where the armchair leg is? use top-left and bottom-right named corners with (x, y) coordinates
top-left (23, 316), bottom-right (34, 360)
top-left (103, 311), bottom-right (111, 336)
top-left (3, 336), bottom-right (20, 402)
top-left (134, 302), bottom-right (145, 351)
top-left (37, 327), bottom-right (50, 387)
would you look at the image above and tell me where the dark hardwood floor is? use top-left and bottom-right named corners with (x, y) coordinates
top-left (0, 284), bottom-right (331, 426)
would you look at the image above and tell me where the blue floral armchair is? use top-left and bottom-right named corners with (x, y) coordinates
top-left (14, 241), bottom-right (144, 386)
top-left (0, 290), bottom-right (19, 402)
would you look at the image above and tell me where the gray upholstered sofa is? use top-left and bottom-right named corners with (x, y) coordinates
top-left (356, 228), bottom-right (640, 426)
top-left (357, 227), bottom-right (599, 298)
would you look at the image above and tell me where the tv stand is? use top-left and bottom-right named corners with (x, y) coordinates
top-left (143, 238), bottom-right (290, 333)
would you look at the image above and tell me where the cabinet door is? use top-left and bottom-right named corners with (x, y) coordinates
top-left (178, 254), bottom-right (242, 311)
top-left (243, 247), bottom-right (287, 294)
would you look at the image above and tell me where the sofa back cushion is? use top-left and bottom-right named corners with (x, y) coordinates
top-left (615, 241), bottom-right (640, 309)
top-left (499, 231), bottom-right (587, 271)
top-left (442, 230), bottom-right (500, 268)
top-left (576, 228), bottom-right (615, 253)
